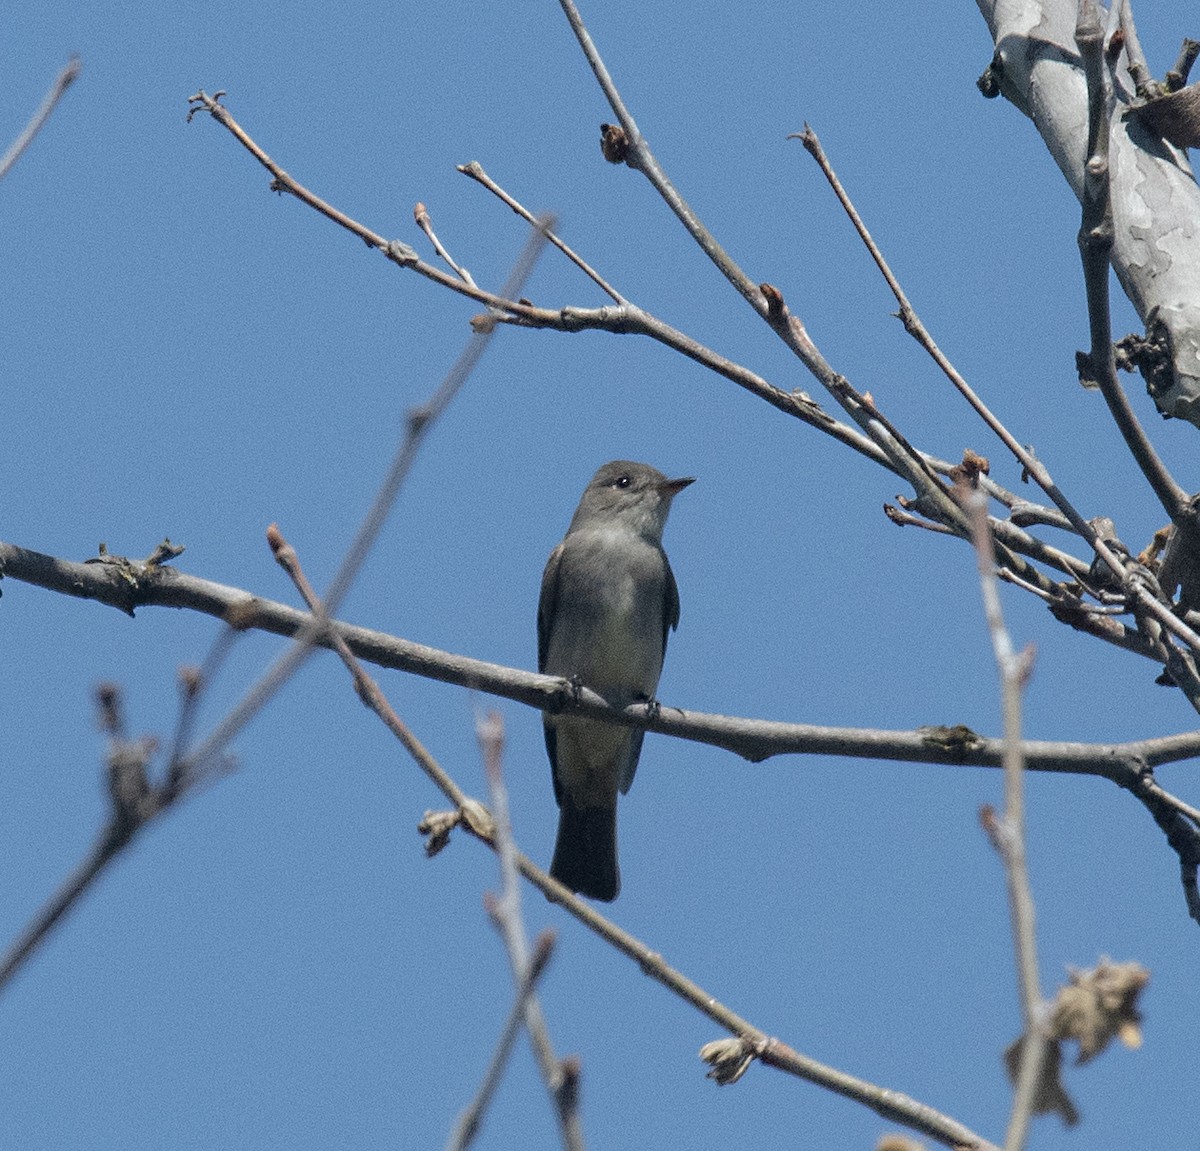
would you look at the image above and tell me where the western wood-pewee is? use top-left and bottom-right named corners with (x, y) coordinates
top-left (538, 460), bottom-right (693, 900)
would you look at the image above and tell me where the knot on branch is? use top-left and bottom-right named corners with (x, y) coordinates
top-left (554, 1055), bottom-right (581, 1114)
top-left (977, 52), bottom-right (1004, 99)
top-left (83, 540), bottom-right (186, 616)
top-left (599, 122), bottom-right (630, 164)
top-left (418, 797), bottom-right (495, 857)
top-left (1117, 308), bottom-right (1200, 427)
top-left (917, 724), bottom-right (984, 757)
top-left (386, 239), bottom-right (419, 268)
top-left (1083, 517), bottom-right (1134, 595)
top-left (759, 282), bottom-right (787, 325)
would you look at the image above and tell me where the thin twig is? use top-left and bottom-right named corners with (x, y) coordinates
top-left (555, 0), bottom-right (915, 468)
top-left (477, 713), bottom-right (561, 1082)
top-left (522, 853), bottom-right (1000, 1151)
top-left (164, 627), bottom-right (240, 794)
top-left (798, 122), bottom-right (1095, 528)
top-left (1165, 38), bottom-right (1200, 92)
top-left (0, 685), bottom-right (170, 992)
top-left (801, 110), bottom-right (1200, 696)
top-left (172, 219), bottom-right (550, 786)
top-left (0, 57), bottom-right (81, 182)
top-left (268, 530), bottom-right (997, 1151)
top-left (0, 828), bottom-right (125, 990)
top-left (0, 219), bottom-right (547, 995)
top-left (477, 713), bottom-right (582, 1151)
top-left (797, 122), bottom-right (1192, 613)
top-left (270, 534), bottom-right (571, 1149)
top-left (963, 483), bottom-right (1044, 1151)
top-left (414, 201), bottom-right (478, 286)
top-left (459, 161), bottom-right (625, 303)
top-left (269, 532), bottom-right (580, 1150)
top-left (1118, 0), bottom-right (1156, 97)
top-left (187, 90), bottom-right (897, 467)
top-left (188, 88), bottom-right (1103, 596)
top-left (267, 526), bottom-right (470, 803)
top-left (187, 89), bottom-right (543, 321)
top-left (852, 394), bottom-right (1073, 602)
top-left (555, 0), bottom-right (764, 314)
top-left (446, 930), bottom-right (557, 1151)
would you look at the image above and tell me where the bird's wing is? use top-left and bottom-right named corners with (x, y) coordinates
top-left (538, 541), bottom-right (565, 804)
top-left (537, 541), bottom-right (565, 674)
top-left (621, 550), bottom-right (678, 796)
top-left (663, 553), bottom-right (682, 646)
top-left (618, 730), bottom-right (645, 796)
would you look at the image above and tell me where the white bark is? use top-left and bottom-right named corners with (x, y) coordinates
top-left (977, 0), bottom-right (1200, 427)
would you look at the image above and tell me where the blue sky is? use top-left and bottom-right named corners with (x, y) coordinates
top-left (3, 2), bottom-right (1198, 1148)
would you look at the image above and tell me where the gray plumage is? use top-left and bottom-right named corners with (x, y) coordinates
top-left (538, 460), bottom-right (693, 900)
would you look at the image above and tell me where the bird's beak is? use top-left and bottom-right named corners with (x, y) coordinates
top-left (660, 476), bottom-right (695, 496)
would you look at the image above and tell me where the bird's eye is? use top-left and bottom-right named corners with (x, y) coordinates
top-left (613, 475), bottom-right (632, 489)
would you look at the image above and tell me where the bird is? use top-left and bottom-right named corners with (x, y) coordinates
top-left (538, 460), bottom-right (693, 900)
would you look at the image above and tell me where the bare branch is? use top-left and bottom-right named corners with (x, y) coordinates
top-left (446, 929), bottom-right (557, 1151)
top-left (0, 826), bottom-right (125, 991)
top-left (414, 201), bottom-right (478, 287)
top-left (269, 534), bottom-right (576, 1150)
top-left (1, 684), bottom-right (173, 992)
top-left (168, 217), bottom-right (550, 790)
top-left (0, 57), bottom-right (81, 182)
top-left (798, 121), bottom-right (1184, 529)
top-left (1073, 5), bottom-right (1192, 522)
top-left (0, 219), bottom-right (548, 994)
top-left (187, 89), bottom-right (897, 469)
top-left (963, 482), bottom-right (1045, 1151)
top-left (555, 0), bottom-right (765, 316)
top-left (976, 0), bottom-right (1200, 428)
top-left (188, 84), bottom-right (1114, 609)
top-left (475, 714), bottom-right (581, 1151)
top-left (269, 532), bottom-right (999, 1151)
top-left (459, 161), bottom-right (625, 303)
top-left (4, 534), bottom-right (1198, 776)
top-left (798, 119), bottom-right (1200, 690)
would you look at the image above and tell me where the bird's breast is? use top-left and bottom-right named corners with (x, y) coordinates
top-left (543, 528), bottom-right (666, 699)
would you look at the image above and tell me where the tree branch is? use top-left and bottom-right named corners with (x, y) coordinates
top-left (975, 0), bottom-right (1200, 428)
top-left (0, 57), bottom-right (81, 182)
top-left (964, 483), bottom-right (1046, 1151)
top-left (270, 531), bottom-right (1001, 1151)
top-left (189, 84), bottom-right (1117, 619)
top-left (4, 536), bottom-right (1199, 778)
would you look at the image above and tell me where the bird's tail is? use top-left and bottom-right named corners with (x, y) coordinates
top-left (550, 797), bottom-right (620, 901)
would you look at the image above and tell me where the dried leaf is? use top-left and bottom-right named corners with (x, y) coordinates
top-left (1049, 959), bottom-right (1150, 1063)
top-left (1003, 1036), bottom-right (1079, 1126)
